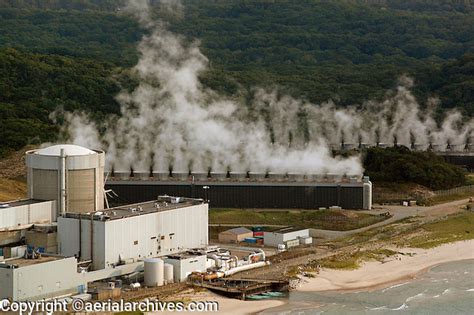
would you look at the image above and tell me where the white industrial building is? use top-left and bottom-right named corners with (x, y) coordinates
top-left (263, 227), bottom-right (310, 248)
top-left (58, 196), bottom-right (208, 270)
top-left (164, 253), bottom-right (207, 282)
top-left (0, 200), bottom-right (56, 232)
top-left (0, 256), bottom-right (80, 301)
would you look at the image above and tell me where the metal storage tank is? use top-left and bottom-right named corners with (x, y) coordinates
top-left (363, 176), bottom-right (373, 210)
top-left (26, 144), bottom-right (105, 216)
top-left (144, 258), bottom-right (164, 287)
top-left (164, 263), bottom-right (174, 284)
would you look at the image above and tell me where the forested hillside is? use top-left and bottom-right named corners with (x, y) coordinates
top-left (0, 0), bottom-right (473, 155)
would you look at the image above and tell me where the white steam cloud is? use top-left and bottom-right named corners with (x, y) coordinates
top-left (58, 0), bottom-right (473, 176)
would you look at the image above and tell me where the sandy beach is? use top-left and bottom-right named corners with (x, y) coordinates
top-left (156, 290), bottom-right (286, 315)
top-left (297, 239), bottom-right (474, 292)
top-left (156, 240), bottom-right (474, 314)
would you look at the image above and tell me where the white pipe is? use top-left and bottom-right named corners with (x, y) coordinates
top-left (59, 148), bottom-right (67, 216)
top-left (223, 261), bottom-right (269, 277)
top-left (258, 249), bottom-right (266, 261)
top-left (208, 254), bottom-right (221, 268)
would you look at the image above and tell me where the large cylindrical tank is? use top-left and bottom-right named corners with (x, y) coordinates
top-left (144, 258), bottom-right (164, 287)
top-left (363, 176), bottom-right (373, 210)
top-left (164, 263), bottom-right (174, 284)
top-left (26, 144), bottom-right (105, 216)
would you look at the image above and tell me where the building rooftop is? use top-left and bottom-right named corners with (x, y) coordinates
top-left (165, 252), bottom-right (205, 260)
top-left (222, 227), bottom-right (253, 235)
top-left (35, 144), bottom-right (97, 156)
top-left (270, 227), bottom-right (308, 234)
top-left (0, 199), bottom-right (49, 208)
top-left (0, 256), bottom-right (63, 268)
top-left (63, 196), bottom-right (205, 221)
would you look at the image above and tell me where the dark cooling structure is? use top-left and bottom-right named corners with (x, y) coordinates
top-left (105, 173), bottom-right (373, 210)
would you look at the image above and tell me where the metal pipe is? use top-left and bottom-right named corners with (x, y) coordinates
top-left (90, 213), bottom-right (94, 269)
top-left (59, 148), bottom-right (67, 216)
top-left (208, 254), bottom-right (221, 268)
top-left (223, 261), bottom-right (269, 276)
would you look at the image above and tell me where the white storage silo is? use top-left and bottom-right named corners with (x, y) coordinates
top-left (26, 144), bottom-right (105, 216)
top-left (164, 263), bottom-right (174, 284)
top-left (144, 258), bottom-right (164, 287)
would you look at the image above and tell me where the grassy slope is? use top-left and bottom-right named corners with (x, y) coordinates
top-left (312, 211), bottom-right (474, 270)
top-left (0, 178), bottom-right (26, 201)
top-left (209, 209), bottom-right (387, 231)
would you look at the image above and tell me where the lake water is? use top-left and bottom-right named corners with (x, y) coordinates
top-left (262, 259), bottom-right (474, 314)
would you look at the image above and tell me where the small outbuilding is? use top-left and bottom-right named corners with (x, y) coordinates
top-left (263, 227), bottom-right (310, 248)
top-left (218, 227), bottom-right (253, 243)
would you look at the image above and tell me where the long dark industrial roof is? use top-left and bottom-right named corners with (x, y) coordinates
top-left (107, 180), bottom-right (366, 187)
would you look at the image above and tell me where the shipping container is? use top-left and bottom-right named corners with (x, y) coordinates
top-left (244, 237), bottom-right (257, 243)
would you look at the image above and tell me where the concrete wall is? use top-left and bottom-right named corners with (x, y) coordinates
top-left (263, 229), bottom-right (309, 247)
top-left (163, 255), bottom-right (207, 282)
top-left (0, 257), bottom-right (81, 301)
top-left (58, 203), bottom-right (208, 270)
top-left (0, 200), bottom-right (56, 231)
top-left (0, 267), bottom-right (14, 299)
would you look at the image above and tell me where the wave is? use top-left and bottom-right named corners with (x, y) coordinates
top-left (405, 292), bottom-right (426, 303)
top-left (466, 288), bottom-right (474, 292)
top-left (441, 288), bottom-right (452, 295)
top-left (368, 306), bottom-right (388, 311)
top-left (381, 282), bottom-right (410, 293)
top-left (391, 303), bottom-right (409, 311)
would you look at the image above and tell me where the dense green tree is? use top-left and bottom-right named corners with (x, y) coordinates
top-left (364, 146), bottom-right (466, 189)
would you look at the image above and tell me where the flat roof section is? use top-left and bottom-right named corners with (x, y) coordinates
top-left (0, 199), bottom-right (48, 208)
top-left (1, 256), bottom-right (63, 268)
top-left (271, 227), bottom-right (308, 234)
top-left (64, 196), bottom-right (205, 221)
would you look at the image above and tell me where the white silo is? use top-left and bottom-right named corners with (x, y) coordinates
top-left (164, 263), bottom-right (174, 284)
top-left (26, 144), bottom-right (105, 216)
top-left (144, 258), bottom-right (164, 287)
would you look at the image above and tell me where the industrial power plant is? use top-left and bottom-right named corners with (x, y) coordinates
top-left (2, 143), bottom-right (370, 301)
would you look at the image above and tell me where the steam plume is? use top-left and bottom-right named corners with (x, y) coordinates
top-left (58, 0), bottom-right (473, 176)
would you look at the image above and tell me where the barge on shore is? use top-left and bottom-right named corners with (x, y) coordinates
top-left (189, 278), bottom-right (289, 300)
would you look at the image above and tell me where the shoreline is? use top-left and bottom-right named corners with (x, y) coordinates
top-left (296, 239), bottom-right (474, 293)
top-left (162, 240), bottom-right (474, 314)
